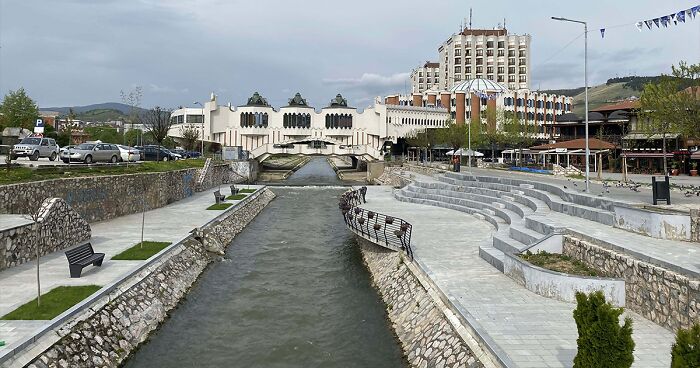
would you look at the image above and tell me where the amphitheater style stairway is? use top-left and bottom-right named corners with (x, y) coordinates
top-left (393, 171), bottom-right (648, 273)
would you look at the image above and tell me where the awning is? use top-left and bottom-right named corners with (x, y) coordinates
top-left (622, 152), bottom-right (673, 158)
top-left (446, 148), bottom-right (484, 157)
top-left (622, 133), bottom-right (680, 140)
top-left (691, 152), bottom-right (700, 160)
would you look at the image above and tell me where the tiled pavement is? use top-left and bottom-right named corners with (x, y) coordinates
top-left (361, 185), bottom-right (674, 368)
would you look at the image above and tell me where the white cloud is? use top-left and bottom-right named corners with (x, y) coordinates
top-left (323, 72), bottom-right (410, 91)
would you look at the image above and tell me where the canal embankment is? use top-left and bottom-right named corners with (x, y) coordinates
top-left (2, 188), bottom-right (275, 368)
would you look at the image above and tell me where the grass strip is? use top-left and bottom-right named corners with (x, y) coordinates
top-left (111, 241), bottom-right (172, 260)
top-left (207, 203), bottom-right (233, 210)
top-left (226, 194), bottom-right (248, 200)
top-left (1, 285), bottom-right (101, 320)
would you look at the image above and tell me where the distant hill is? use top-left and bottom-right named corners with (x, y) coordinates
top-left (74, 108), bottom-right (128, 122)
top-left (570, 82), bottom-right (641, 112)
top-left (40, 102), bottom-right (147, 116)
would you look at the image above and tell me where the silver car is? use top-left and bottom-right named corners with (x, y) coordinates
top-left (10, 137), bottom-right (59, 161)
top-left (60, 142), bottom-right (121, 164)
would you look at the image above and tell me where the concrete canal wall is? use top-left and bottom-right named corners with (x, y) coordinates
top-left (357, 238), bottom-right (496, 368)
top-left (7, 188), bottom-right (276, 368)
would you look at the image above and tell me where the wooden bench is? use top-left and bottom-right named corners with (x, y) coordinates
top-left (65, 243), bottom-right (105, 278)
top-left (230, 184), bottom-right (239, 196)
top-left (214, 190), bottom-right (226, 204)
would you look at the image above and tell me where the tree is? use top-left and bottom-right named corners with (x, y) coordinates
top-left (671, 323), bottom-right (700, 368)
top-left (438, 119), bottom-right (467, 151)
top-left (120, 86), bottom-right (143, 131)
top-left (405, 129), bottom-right (429, 162)
top-left (142, 106), bottom-right (174, 159)
top-left (639, 76), bottom-right (686, 175)
top-left (25, 198), bottom-right (49, 307)
top-left (124, 128), bottom-right (141, 147)
top-left (502, 110), bottom-right (533, 166)
top-left (180, 125), bottom-right (200, 151)
top-left (573, 291), bottom-right (634, 368)
top-left (0, 88), bottom-right (39, 129)
top-left (85, 126), bottom-right (123, 143)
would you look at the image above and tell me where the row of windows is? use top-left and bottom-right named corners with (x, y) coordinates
top-left (325, 113), bottom-right (353, 129)
top-left (240, 112), bottom-right (269, 128)
top-left (392, 117), bottom-right (444, 127)
top-left (454, 41), bottom-right (525, 49)
top-left (283, 113), bottom-right (311, 128)
top-left (503, 98), bottom-right (571, 111)
top-left (170, 114), bottom-right (204, 125)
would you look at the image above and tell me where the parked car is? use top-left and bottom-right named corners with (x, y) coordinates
top-left (116, 145), bottom-right (141, 162)
top-left (186, 151), bottom-right (202, 159)
top-left (60, 145), bottom-right (77, 154)
top-left (60, 142), bottom-right (121, 164)
top-left (138, 145), bottom-right (178, 161)
top-left (170, 149), bottom-right (188, 159)
top-left (10, 137), bottom-right (59, 161)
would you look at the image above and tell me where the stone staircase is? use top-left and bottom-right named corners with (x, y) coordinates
top-left (393, 170), bottom-right (690, 275)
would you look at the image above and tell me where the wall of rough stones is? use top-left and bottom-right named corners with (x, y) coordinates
top-left (357, 238), bottom-right (486, 368)
top-left (23, 188), bottom-right (276, 368)
top-left (563, 235), bottom-right (700, 331)
top-left (0, 164), bottom-right (236, 223)
top-left (0, 198), bottom-right (91, 271)
top-left (374, 166), bottom-right (412, 187)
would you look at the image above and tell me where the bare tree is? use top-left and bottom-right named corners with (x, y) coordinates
top-left (142, 106), bottom-right (174, 161)
top-left (25, 198), bottom-right (48, 307)
top-left (120, 86), bottom-right (143, 135)
top-left (179, 125), bottom-right (200, 152)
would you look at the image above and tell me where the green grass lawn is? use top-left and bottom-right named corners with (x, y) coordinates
top-left (111, 241), bottom-right (172, 260)
top-left (207, 203), bottom-right (233, 210)
top-left (0, 158), bottom-right (207, 185)
top-left (226, 193), bottom-right (248, 200)
top-left (238, 188), bottom-right (256, 194)
top-left (1, 285), bottom-right (101, 320)
top-left (521, 251), bottom-right (602, 277)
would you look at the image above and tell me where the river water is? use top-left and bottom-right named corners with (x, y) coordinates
top-left (125, 158), bottom-right (406, 368)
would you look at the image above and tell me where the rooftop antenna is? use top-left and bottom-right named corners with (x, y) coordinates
top-left (504, 18), bottom-right (506, 30)
top-left (469, 8), bottom-right (473, 30)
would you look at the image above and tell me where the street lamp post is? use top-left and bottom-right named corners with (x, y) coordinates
top-left (193, 101), bottom-right (204, 156)
top-left (552, 16), bottom-right (589, 193)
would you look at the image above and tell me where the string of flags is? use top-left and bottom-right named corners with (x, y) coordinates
top-left (600, 4), bottom-right (700, 38)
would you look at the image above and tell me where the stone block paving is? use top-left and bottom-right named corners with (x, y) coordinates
top-left (0, 186), bottom-right (263, 351)
top-left (361, 185), bottom-right (674, 368)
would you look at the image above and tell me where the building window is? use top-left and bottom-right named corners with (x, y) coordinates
top-left (476, 49), bottom-right (483, 56)
top-left (186, 115), bottom-right (204, 124)
top-left (240, 112), bottom-right (268, 128)
top-left (519, 58), bottom-right (526, 66)
top-left (454, 66), bottom-right (461, 74)
top-left (466, 58), bottom-right (471, 64)
top-left (508, 50), bottom-right (515, 57)
top-left (454, 58), bottom-right (461, 65)
top-left (465, 49), bottom-right (471, 56)
top-left (498, 66), bottom-right (505, 74)
top-left (325, 113), bottom-right (353, 129)
top-left (498, 41), bottom-right (505, 48)
top-left (486, 49), bottom-right (493, 56)
top-left (465, 66), bottom-right (471, 73)
top-left (497, 49), bottom-right (504, 57)
top-left (520, 75), bottom-right (527, 82)
top-left (519, 50), bottom-right (526, 57)
top-left (519, 67), bottom-right (526, 74)
top-left (486, 41), bottom-right (494, 48)
top-left (509, 75), bottom-right (516, 83)
top-left (454, 49), bottom-right (461, 56)
top-left (476, 58), bottom-right (483, 65)
top-left (508, 58), bottom-right (516, 65)
top-left (487, 66), bottom-right (493, 74)
top-left (476, 66), bottom-right (483, 73)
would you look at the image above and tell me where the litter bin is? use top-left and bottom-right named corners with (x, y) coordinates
top-left (652, 176), bottom-right (671, 205)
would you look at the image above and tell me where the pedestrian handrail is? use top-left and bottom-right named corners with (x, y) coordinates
top-left (338, 187), bottom-right (413, 259)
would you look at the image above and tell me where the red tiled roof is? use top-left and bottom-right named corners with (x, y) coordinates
top-left (591, 100), bottom-right (640, 112)
top-left (530, 138), bottom-right (616, 151)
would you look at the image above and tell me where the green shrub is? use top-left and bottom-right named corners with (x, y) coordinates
top-left (671, 323), bottom-right (700, 368)
top-left (573, 291), bottom-right (634, 368)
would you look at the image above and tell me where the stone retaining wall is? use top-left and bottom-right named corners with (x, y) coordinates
top-left (563, 235), bottom-right (700, 331)
top-left (357, 238), bottom-right (488, 368)
top-left (0, 198), bottom-right (91, 271)
top-left (0, 164), bottom-right (235, 223)
top-left (21, 188), bottom-right (276, 368)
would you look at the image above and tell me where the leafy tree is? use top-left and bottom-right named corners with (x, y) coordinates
top-left (84, 126), bottom-right (122, 143)
top-left (501, 110), bottom-right (533, 166)
top-left (438, 119), bottom-right (467, 151)
top-left (0, 88), bottom-right (39, 129)
top-left (573, 291), bottom-right (634, 368)
top-left (124, 128), bottom-right (142, 147)
top-left (405, 129), bottom-right (429, 161)
top-left (179, 125), bottom-right (200, 151)
top-left (671, 323), bottom-right (700, 368)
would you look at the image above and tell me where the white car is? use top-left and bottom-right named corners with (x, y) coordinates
top-left (116, 145), bottom-right (141, 162)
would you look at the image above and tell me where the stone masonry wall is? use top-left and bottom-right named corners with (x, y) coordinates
top-left (357, 238), bottom-right (485, 368)
top-left (0, 198), bottom-right (91, 271)
top-left (0, 165), bottom-right (235, 223)
top-left (24, 188), bottom-right (276, 368)
top-left (563, 235), bottom-right (700, 332)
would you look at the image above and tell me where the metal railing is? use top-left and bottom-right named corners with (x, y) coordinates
top-left (338, 187), bottom-right (413, 259)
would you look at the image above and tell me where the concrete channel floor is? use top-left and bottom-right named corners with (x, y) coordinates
top-left (0, 186), bottom-right (262, 351)
top-left (361, 185), bottom-right (673, 368)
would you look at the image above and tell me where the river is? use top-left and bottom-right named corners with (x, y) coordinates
top-left (124, 158), bottom-right (406, 367)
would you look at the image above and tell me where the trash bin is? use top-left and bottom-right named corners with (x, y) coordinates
top-left (652, 176), bottom-right (671, 205)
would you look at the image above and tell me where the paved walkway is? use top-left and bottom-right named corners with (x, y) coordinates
top-left (0, 186), bottom-right (262, 351)
top-left (361, 185), bottom-right (673, 368)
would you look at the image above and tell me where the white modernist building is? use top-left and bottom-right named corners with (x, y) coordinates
top-left (169, 92), bottom-right (449, 161)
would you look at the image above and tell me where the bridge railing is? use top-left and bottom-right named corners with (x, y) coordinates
top-left (338, 187), bottom-right (413, 259)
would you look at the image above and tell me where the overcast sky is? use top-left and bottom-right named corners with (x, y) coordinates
top-left (0, 0), bottom-right (698, 110)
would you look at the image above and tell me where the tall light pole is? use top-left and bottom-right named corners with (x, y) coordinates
top-left (193, 101), bottom-right (204, 156)
top-left (552, 16), bottom-right (589, 193)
